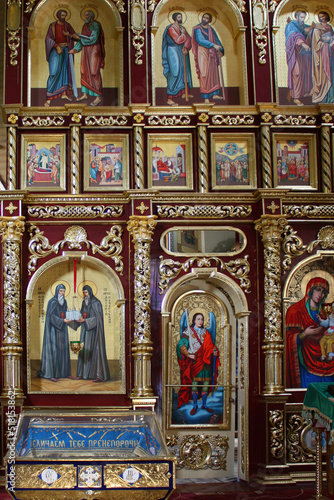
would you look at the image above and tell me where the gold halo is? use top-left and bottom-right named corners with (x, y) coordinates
top-left (51, 280), bottom-right (71, 297)
top-left (291, 7), bottom-right (309, 22)
top-left (187, 309), bottom-right (207, 327)
top-left (168, 8), bottom-right (187, 25)
top-left (80, 6), bottom-right (99, 22)
top-left (53, 6), bottom-right (71, 22)
top-left (77, 280), bottom-right (98, 298)
top-left (314, 8), bottom-right (332, 23)
top-left (197, 8), bottom-right (217, 25)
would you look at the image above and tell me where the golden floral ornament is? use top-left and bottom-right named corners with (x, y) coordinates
top-left (28, 224), bottom-right (124, 275)
top-left (5, 202), bottom-right (18, 215)
top-left (261, 112), bottom-right (271, 122)
top-left (8, 114), bottom-right (18, 124)
top-left (134, 113), bottom-right (144, 123)
top-left (309, 225), bottom-right (334, 250)
top-left (71, 113), bottom-right (82, 123)
top-left (198, 113), bottom-right (209, 123)
top-left (136, 202), bottom-right (149, 214)
top-left (323, 113), bottom-right (332, 123)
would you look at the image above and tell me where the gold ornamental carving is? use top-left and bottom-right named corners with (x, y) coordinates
top-left (166, 434), bottom-right (229, 470)
top-left (113, 0), bottom-right (126, 13)
top-left (22, 116), bottom-right (65, 127)
top-left (282, 224), bottom-right (334, 273)
top-left (274, 115), bottom-right (316, 125)
top-left (85, 115), bottom-right (128, 126)
top-left (284, 205), bottom-right (334, 218)
top-left (157, 205), bottom-right (252, 218)
top-left (252, 0), bottom-right (268, 65)
top-left (240, 406), bottom-right (245, 473)
top-left (27, 205), bottom-right (123, 219)
top-left (0, 217), bottom-right (25, 397)
top-left (127, 216), bottom-right (156, 339)
top-left (127, 216), bottom-right (157, 398)
top-left (28, 224), bottom-right (124, 275)
top-left (147, 0), bottom-right (157, 12)
top-left (7, 27), bottom-right (20, 66)
top-left (255, 216), bottom-right (286, 393)
top-left (0, 217), bottom-right (25, 341)
top-left (13, 464), bottom-right (76, 489)
top-left (239, 323), bottom-right (245, 389)
top-left (5, 202), bottom-right (18, 215)
top-left (24, 0), bottom-right (37, 12)
top-left (212, 114), bottom-right (254, 125)
top-left (236, 0), bottom-right (247, 13)
top-left (148, 115), bottom-right (191, 126)
top-left (8, 114), bottom-right (18, 124)
top-left (104, 463), bottom-right (170, 488)
top-left (269, 410), bottom-right (284, 458)
top-left (287, 414), bottom-right (314, 463)
top-left (255, 216), bottom-right (286, 343)
top-left (159, 255), bottom-right (251, 294)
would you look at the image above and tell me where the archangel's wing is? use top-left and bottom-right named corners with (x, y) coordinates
top-left (207, 311), bottom-right (217, 345)
top-left (180, 310), bottom-right (188, 338)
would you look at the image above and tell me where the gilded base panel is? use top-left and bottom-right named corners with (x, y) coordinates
top-left (12, 464), bottom-right (76, 489)
top-left (7, 491), bottom-right (170, 500)
top-left (104, 463), bottom-right (170, 487)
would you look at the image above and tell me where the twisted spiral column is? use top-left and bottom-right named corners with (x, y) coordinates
top-left (321, 126), bottom-right (332, 193)
top-left (134, 126), bottom-right (144, 189)
top-left (255, 216), bottom-right (287, 394)
top-left (71, 126), bottom-right (80, 194)
top-left (0, 217), bottom-right (25, 397)
top-left (261, 125), bottom-right (272, 188)
top-left (127, 216), bottom-right (157, 398)
top-left (7, 126), bottom-right (17, 190)
top-left (198, 125), bottom-right (208, 193)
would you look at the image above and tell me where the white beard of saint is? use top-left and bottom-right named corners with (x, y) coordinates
top-left (58, 294), bottom-right (65, 306)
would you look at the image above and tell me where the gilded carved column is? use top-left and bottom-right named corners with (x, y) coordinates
top-left (261, 124), bottom-right (272, 189)
top-left (134, 126), bottom-right (144, 189)
top-left (0, 217), bottom-right (25, 397)
top-left (71, 126), bottom-right (80, 194)
top-left (7, 126), bottom-right (17, 190)
top-left (255, 216), bottom-right (287, 394)
top-left (321, 125), bottom-right (332, 193)
top-left (198, 125), bottom-right (209, 193)
top-left (127, 216), bottom-right (157, 398)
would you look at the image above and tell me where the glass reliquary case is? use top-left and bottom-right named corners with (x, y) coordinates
top-left (6, 408), bottom-right (175, 500)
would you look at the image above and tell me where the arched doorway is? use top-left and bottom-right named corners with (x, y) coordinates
top-left (161, 268), bottom-right (250, 480)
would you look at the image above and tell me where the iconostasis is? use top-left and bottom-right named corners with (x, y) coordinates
top-left (1, 0), bottom-right (334, 487)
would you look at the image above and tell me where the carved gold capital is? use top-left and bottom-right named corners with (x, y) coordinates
top-left (127, 216), bottom-right (157, 242)
top-left (0, 217), bottom-right (25, 242)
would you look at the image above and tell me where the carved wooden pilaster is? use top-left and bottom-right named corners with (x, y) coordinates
top-left (127, 216), bottom-right (157, 398)
top-left (255, 216), bottom-right (287, 394)
top-left (0, 217), bottom-right (25, 398)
